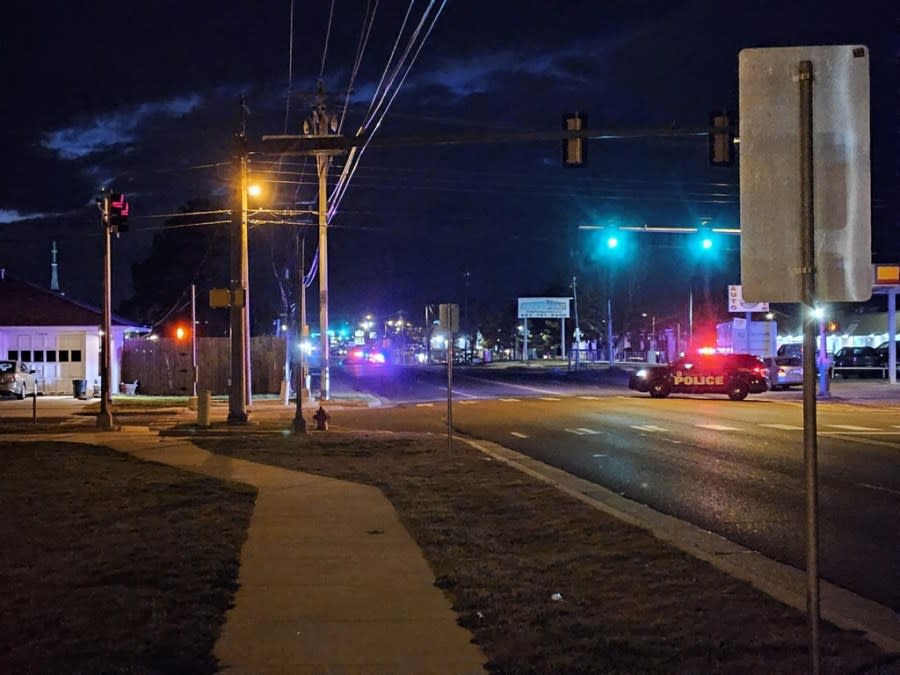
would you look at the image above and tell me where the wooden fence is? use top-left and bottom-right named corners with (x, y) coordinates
top-left (121, 336), bottom-right (287, 396)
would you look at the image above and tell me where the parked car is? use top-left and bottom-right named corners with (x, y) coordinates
top-left (831, 346), bottom-right (881, 377)
top-left (776, 343), bottom-right (803, 359)
top-left (876, 341), bottom-right (899, 368)
top-left (628, 352), bottom-right (769, 401)
top-left (767, 356), bottom-right (803, 390)
top-left (0, 360), bottom-right (36, 399)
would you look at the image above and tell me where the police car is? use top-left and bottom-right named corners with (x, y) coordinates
top-left (628, 353), bottom-right (770, 401)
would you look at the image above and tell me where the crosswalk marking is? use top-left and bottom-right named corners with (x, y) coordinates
top-left (510, 431), bottom-right (528, 438)
top-left (631, 425), bottom-right (668, 433)
top-left (760, 423), bottom-right (804, 431)
top-left (825, 424), bottom-right (879, 431)
top-left (696, 424), bottom-right (741, 431)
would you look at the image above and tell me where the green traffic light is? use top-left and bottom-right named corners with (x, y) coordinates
top-left (701, 237), bottom-right (713, 249)
top-left (607, 236), bottom-right (619, 249)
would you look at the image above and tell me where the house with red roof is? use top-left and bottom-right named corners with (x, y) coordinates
top-left (0, 271), bottom-right (144, 395)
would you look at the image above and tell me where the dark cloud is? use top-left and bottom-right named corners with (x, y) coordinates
top-left (1, 0), bottom-right (895, 328)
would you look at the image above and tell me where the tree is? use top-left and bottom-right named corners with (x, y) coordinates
top-left (119, 198), bottom-right (229, 334)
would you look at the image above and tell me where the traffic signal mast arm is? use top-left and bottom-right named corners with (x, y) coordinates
top-left (260, 123), bottom-right (730, 156)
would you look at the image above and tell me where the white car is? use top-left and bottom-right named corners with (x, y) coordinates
top-left (0, 360), bottom-right (36, 399)
top-left (767, 356), bottom-right (803, 390)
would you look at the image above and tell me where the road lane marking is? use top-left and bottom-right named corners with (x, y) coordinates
top-left (510, 431), bottom-right (529, 438)
top-left (564, 428), bottom-right (600, 435)
top-left (499, 398), bottom-right (520, 402)
top-left (825, 424), bottom-right (879, 431)
top-left (592, 453), bottom-right (608, 458)
top-left (459, 400), bottom-right (477, 405)
top-left (630, 425), bottom-right (668, 432)
top-left (696, 424), bottom-right (741, 431)
top-left (857, 483), bottom-right (900, 497)
top-left (576, 427), bottom-right (602, 434)
top-left (415, 403), bottom-right (434, 407)
top-left (760, 424), bottom-right (804, 431)
top-left (577, 395), bottom-right (601, 400)
top-left (539, 397), bottom-right (562, 401)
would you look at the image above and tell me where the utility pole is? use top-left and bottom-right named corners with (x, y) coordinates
top-left (301, 82), bottom-right (342, 401)
top-left (228, 100), bottom-right (250, 424)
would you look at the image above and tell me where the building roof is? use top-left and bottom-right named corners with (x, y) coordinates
top-left (0, 274), bottom-right (142, 328)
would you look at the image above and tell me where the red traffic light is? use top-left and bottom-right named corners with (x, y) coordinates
top-left (108, 192), bottom-right (130, 232)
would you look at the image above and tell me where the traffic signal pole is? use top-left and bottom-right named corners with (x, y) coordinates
top-left (97, 192), bottom-right (114, 430)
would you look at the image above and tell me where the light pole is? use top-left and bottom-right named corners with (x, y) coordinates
top-left (228, 103), bottom-right (250, 424)
top-left (293, 230), bottom-right (308, 433)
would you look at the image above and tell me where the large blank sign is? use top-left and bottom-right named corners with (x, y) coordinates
top-left (739, 45), bottom-right (871, 302)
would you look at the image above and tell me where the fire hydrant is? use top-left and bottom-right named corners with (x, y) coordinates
top-left (312, 405), bottom-right (330, 431)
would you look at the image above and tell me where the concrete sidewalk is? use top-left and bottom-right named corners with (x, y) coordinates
top-left (71, 429), bottom-right (486, 674)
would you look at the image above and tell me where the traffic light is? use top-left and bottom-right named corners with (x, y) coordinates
top-left (108, 192), bottom-right (130, 232)
top-left (562, 112), bottom-right (587, 167)
top-left (708, 111), bottom-right (735, 166)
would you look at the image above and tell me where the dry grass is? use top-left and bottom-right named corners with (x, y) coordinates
top-left (0, 442), bottom-right (256, 674)
top-left (1, 416), bottom-right (897, 674)
top-left (188, 428), bottom-right (898, 675)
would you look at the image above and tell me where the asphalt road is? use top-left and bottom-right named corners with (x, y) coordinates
top-left (332, 364), bottom-right (900, 613)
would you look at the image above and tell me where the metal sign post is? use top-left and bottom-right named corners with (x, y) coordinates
top-left (798, 59), bottom-right (821, 675)
top-left (740, 47), bottom-right (871, 675)
top-left (439, 304), bottom-right (459, 451)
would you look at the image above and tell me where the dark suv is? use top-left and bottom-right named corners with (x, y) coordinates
top-left (628, 353), bottom-right (770, 401)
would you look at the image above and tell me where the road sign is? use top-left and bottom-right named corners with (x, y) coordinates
top-left (728, 285), bottom-right (769, 312)
top-left (739, 45), bottom-right (871, 302)
top-left (439, 303), bottom-right (459, 332)
top-left (518, 297), bottom-right (571, 319)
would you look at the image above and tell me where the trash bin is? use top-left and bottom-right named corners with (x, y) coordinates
top-left (72, 379), bottom-right (87, 399)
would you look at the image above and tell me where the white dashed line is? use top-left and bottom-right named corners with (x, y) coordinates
top-left (510, 431), bottom-right (529, 439)
top-left (415, 403), bottom-right (434, 407)
top-left (825, 424), bottom-right (879, 431)
top-left (592, 453), bottom-right (608, 458)
top-left (458, 400), bottom-right (477, 405)
top-left (539, 397), bottom-right (562, 401)
top-left (499, 398), bottom-right (521, 402)
top-left (576, 428), bottom-right (602, 434)
top-left (760, 424), bottom-right (804, 431)
top-left (631, 425), bottom-right (668, 432)
top-left (696, 424), bottom-right (741, 431)
top-left (577, 395), bottom-right (601, 400)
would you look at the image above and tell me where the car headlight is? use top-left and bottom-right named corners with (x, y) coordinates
top-left (635, 369), bottom-right (648, 379)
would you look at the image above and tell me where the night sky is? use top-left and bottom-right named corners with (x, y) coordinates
top-left (1, 1), bottom-right (896, 336)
